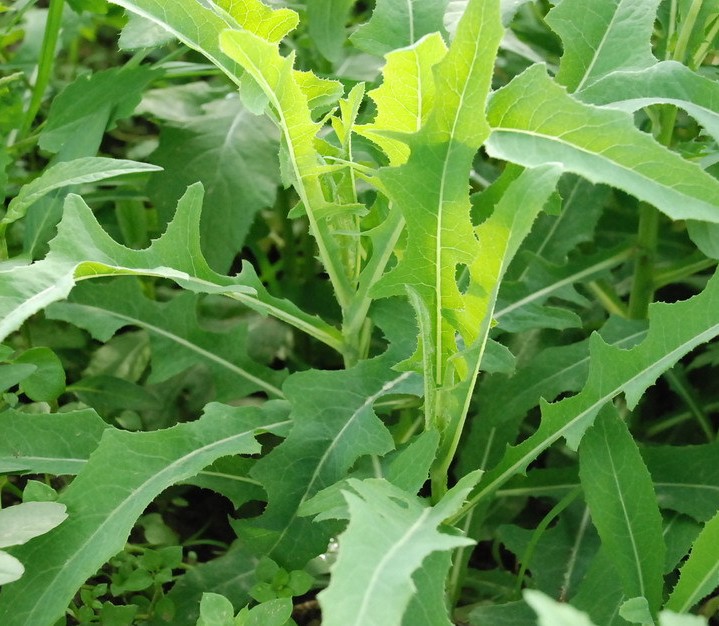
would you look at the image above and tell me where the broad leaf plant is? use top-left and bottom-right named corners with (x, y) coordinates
top-left (1, 0), bottom-right (719, 625)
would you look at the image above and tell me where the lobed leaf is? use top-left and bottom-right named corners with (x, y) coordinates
top-left (317, 472), bottom-right (481, 626)
top-left (0, 403), bottom-right (289, 626)
top-left (458, 268), bottom-right (719, 518)
top-left (486, 65), bottom-right (719, 224)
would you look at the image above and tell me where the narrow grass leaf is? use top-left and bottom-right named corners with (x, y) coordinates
top-left (579, 406), bottom-right (665, 614)
top-left (486, 65), bottom-right (719, 224)
top-left (0, 403), bottom-right (288, 626)
top-left (666, 510), bottom-right (719, 613)
top-left (318, 472), bottom-right (480, 626)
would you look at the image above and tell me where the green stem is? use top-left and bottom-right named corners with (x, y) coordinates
top-left (672, 0), bottom-right (703, 64)
top-left (19, 0), bottom-right (65, 140)
top-left (628, 106), bottom-right (676, 320)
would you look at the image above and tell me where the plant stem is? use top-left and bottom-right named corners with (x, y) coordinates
top-left (19, 0), bottom-right (65, 140)
top-left (627, 106), bottom-right (676, 319)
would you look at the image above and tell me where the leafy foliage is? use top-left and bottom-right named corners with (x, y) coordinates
top-left (1, 0), bottom-right (719, 625)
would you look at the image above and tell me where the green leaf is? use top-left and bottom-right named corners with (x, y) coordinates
top-left (642, 442), bottom-right (719, 522)
top-left (13, 347), bottom-right (65, 402)
top-left (579, 407), bottom-right (665, 614)
top-left (39, 66), bottom-right (161, 157)
top-left (107, 0), bottom-right (243, 84)
top-left (350, 0), bottom-right (448, 57)
top-left (2, 157), bottom-right (162, 229)
top-left (146, 96), bottom-right (280, 272)
top-left (525, 590), bottom-right (599, 626)
top-left (486, 65), bottom-right (719, 224)
top-left (401, 552), bottom-right (454, 626)
top-left (219, 27), bottom-right (353, 309)
top-left (545, 0), bottom-right (660, 92)
top-left (214, 0), bottom-right (299, 43)
top-left (578, 61), bottom-right (719, 143)
top-left (0, 502), bottom-right (67, 548)
top-left (243, 598), bottom-right (293, 626)
top-left (317, 473), bottom-right (481, 626)
top-left (197, 593), bottom-right (234, 626)
top-left (0, 184), bottom-right (341, 352)
top-left (0, 363), bottom-right (37, 394)
top-left (0, 403), bottom-right (290, 626)
top-left (308, 0), bottom-right (354, 62)
top-left (371, 0), bottom-right (503, 387)
top-left (0, 408), bottom-right (109, 474)
top-left (459, 268), bottom-right (719, 518)
top-left (666, 510), bottom-right (719, 613)
top-left (234, 312), bottom-right (421, 566)
top-left (49, 279), bottom-right (286, 400)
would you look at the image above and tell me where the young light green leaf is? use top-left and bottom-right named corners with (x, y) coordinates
top-left (355, 32), bottom-right (448, 166)
top-left (545, 0), bottom-right (660, 91)
top-left (0, 409), bottom-right (109, 474)
top-left (578, 62), bottom-right (719, 143)
top-left (579, 407), bottom-right (665, 614)
top-left (318, 472), bottom-right (481, 626)
top-left (196, 593), bottom-right (234, 626)
top-left (219, 28), bottom-right (353, 309)
top-left (371, 0), bottom-right (503, 388)
top-left (147, 96), bottom-right (280, 272)
top-left (2, 157), bottom-right (161, 228)
top-left (0, 403), bottom-right (289, 626)
top-left (350, 0), bottom-right (448, 57)
top-left (457, 268), bottom-right (719, 519)
top-left (0, 502), bottom-right (67, 548)
top-left (486, 65), bottom-right (719, 224)
top-left (214, 0), bottom-right (299, 43)
top-left (49, 278), bottom-right (286, 400)
top-left (666, 510), bottom-right (719, 613)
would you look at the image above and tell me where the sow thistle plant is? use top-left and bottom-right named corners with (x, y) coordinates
top-left (1, 0), bottom-right (719, 625)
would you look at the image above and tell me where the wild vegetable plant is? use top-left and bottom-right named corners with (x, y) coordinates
top-left (1, 0), bottom-right (719, 625)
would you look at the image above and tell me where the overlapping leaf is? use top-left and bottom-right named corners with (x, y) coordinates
top-left (666, 510), bottom-right (719, 613)
top-left (0, 403), bottom-right (290, 626)
top-left (371, 0), bottom-right (503, 390)
top-left (317, 473), bottom-right (480, 626)
top-left (579, 407), bottom-right (665, 615)
top-left (48, 279), bottom-right (286, 400)
top-left (0, 183), bottom-right (341, 351)
top-left (458, 268), bottom-right (719, 518)
top-left (545, 0), bottom-right (660, 91)
top-left (351, 0), bottom-right (448, 57)
top-left (578, 61), bottom-right (719, 143)
top-left (486, 65), bottom-right (719, 224)
top-left (234, 304), bottom-right (421, 567)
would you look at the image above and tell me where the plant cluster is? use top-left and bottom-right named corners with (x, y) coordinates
top-left (1, 0), bottom-right (719, 625)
